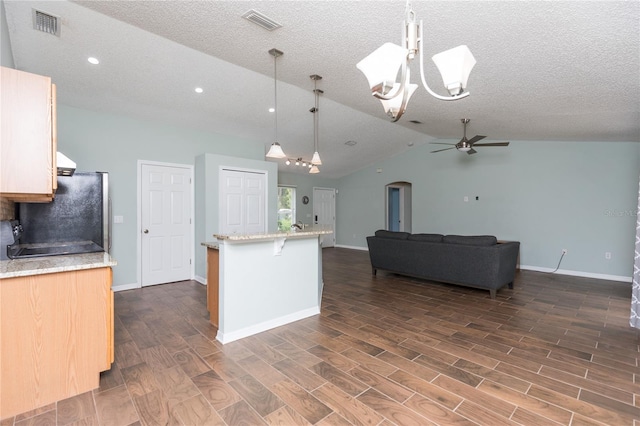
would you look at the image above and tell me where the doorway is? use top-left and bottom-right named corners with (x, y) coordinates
top-left (313, 187), bottom-right (336, 247)
top-left (385, 182), bottom-right (412, 233)
top-left (139, 162), bottom-right (193, 287)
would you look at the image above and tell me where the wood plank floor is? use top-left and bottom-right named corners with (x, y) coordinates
top-left (2, 248), bottom-right (639, 425)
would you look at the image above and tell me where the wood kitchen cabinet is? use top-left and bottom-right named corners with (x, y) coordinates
top-left (0, 267), bottom-right (114, 418)
top-left (0, 66), bottom-right (57, 202)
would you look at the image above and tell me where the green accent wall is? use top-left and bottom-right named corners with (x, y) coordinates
top-left (56, 102), bottom-right (640, 284)
top-left (333, 140), bottom-right (640, 279)
top-left (57, 105), bottom-right (265, 287)
top-left (277, 171), bottom-right (338, 227)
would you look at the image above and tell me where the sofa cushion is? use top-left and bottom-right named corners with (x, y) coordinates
top-left (374, 230), bottom-right (410, 240)
top-left (407, 233), bottom-right (443, 243)
top-left (442, 235), bottom-right (497, 246)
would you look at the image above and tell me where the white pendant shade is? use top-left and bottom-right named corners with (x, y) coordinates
top-left (432, 45), bottom-right (476, 96)
top-left (309, 165), bottom-right (320, 174)
top-left (356, 43), bottom-right (408, 91)
top-left (380, 82), bottom-right (418, 116)
top-left (311, 151), bottom-right (322, 165)
top-left (266, 142), bottom-right (286, 158)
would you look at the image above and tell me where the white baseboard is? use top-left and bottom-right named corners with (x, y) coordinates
top-left (216, 306), bottom-right (320, 344)
top-left (194, 275), bottom-right (206, 285)
top-left (335, 244), bottom-right (368, 251)
top-left (112, 282), bottom-right (140, 292)
top-left (519, 265), bottom-right (632, 283)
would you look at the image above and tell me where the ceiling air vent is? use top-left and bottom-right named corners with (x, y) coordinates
top-left (32, 9), bottom-right (60, 36)
top-left (242, 10), bottom-right (282, 31)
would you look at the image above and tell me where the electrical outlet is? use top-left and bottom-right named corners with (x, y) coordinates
top-left (562, 249), bottom-right (568, 255)
top-left (605, 252), bottom-right (611, 260)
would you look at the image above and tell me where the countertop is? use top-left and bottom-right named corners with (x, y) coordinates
top-left (0, 252), bottom-right (117, 279)
top-left (212, 228), bottom-right (333, 243)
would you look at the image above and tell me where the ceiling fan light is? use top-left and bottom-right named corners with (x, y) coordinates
top-left (432, 45), bottom-right (476, 96)
top-left (309, 165), bottom-right (320, 174)
top-left (266, 142), bottom-right (286, 158)
top-left (311, 151), bottom-right (322, 165)
top-left (356, 42), bottom-right (408, 94)
top-left (457, 146), bottom-right (471, 152)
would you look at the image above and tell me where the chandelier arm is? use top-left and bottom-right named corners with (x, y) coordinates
top-left (390, 78), bottom-right (411, 122)
top-left (371, 55), bottom-right (409, 101)
top-left (417, 20), bottom-right (470, 101)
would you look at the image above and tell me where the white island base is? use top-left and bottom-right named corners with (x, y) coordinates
top-left (203, 229), bottom-right (331, 344)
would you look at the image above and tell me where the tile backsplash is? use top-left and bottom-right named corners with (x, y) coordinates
top-left (0, 197), bottom-right (16, 220)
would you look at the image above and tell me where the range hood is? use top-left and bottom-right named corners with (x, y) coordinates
top-left (57, 152), bottom-right (76, 176)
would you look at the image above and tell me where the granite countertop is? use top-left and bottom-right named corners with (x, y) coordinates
top-left (212, 227), bottom-right (333, 242)
top-left (0, 252), bottom-right (117, 279)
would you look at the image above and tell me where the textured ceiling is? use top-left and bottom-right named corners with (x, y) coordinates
top-left (4, 1), bottom-right (639, 178)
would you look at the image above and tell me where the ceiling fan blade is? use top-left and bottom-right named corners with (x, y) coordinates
top-left (467, 135), bottom-right (486, 145)
top-left (429, 142), bottom-right (456, 146)
top-left (473, 142), bottom-right (510, 147)
top-left (467, 148), bottom-right (477, 155)
top-left (430, 147), bottom-right (455, 153)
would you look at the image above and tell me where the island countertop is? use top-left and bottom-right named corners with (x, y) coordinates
top-left (0, 252), bottom-right (117, 279)
top-left (212, 228), bottom-right (333, 243)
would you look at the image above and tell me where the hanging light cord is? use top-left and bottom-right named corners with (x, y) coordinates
top-left (273, 55), bottom-right (278, 142)
top-left (314, 81), bottom-right (319, 153)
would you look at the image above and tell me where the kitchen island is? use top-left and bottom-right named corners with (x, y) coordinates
top-left (203, 228), bottom-right (332, 344)
top-left (0, 252), bottom-right (116, 419)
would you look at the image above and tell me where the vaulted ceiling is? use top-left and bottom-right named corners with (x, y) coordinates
top-left (4, 1), bottom-right (639, 178)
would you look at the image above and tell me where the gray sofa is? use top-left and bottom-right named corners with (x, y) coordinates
top-left (366, 230), bottom-right (520, 299)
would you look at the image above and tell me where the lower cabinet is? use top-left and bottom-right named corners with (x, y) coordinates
top-left (206, 248), bottom-right (219, 327)
top-left (0, 267), bottom-right (114, 418)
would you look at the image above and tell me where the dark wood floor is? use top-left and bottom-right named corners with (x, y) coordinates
top-left (3, 248), bottom-right (640, 425)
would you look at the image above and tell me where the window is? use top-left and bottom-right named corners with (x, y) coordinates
top-left (277, 186), bottom-right (296, 231)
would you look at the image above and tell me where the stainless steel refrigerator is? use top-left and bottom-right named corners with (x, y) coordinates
top-left (11, 172), bottom-right (110, 258)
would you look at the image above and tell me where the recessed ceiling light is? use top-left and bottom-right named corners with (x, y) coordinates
top-left (87, 57), bottom-right (99, 65)
top-left (345, 140), bottom-right (357, 146)
top-left (268, 107), bottom-right (275, 113)
top-left (195, 87), bottom-right (204, 94)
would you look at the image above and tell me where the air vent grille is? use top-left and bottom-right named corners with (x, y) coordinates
top-left (33, 9), bottom-right (59, 36)
top-left (242, 10), bottom-right (282, 31)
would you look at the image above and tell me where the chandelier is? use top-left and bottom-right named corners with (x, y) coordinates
top-left (356, 1), bottom-right (476, 122)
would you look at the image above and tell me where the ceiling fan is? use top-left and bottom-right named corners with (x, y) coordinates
top-left (430, 119), bottom-right (510, 155)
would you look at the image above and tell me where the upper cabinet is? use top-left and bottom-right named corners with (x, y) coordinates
top-left (0, 66), bottom-right (57, 202)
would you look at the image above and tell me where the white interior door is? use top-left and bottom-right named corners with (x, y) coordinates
top-left (141, 163), bottom-right (192, 286)
top-left (220, 169), bottom-right (266, 235)
top-left (313, 187), bottom-right (336, 247)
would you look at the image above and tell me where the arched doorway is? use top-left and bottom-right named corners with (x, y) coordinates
top-left (385, 181), bottom-right (412, 232)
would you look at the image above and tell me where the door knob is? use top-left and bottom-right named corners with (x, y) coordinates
top-left (143, 229), bottom-right (149, 234)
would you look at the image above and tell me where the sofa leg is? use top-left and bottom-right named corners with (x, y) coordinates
top-left (489, 289), bottom-right (497, 299)
top-left (372, 267), bottom-right (377, 276)
top-left (508, 282), bottom-right (514, 289)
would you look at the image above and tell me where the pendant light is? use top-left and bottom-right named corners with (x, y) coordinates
top-left (266, 48), bottom-right (287, 158)
top-left (309, 74), bottom-right (322, 173)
